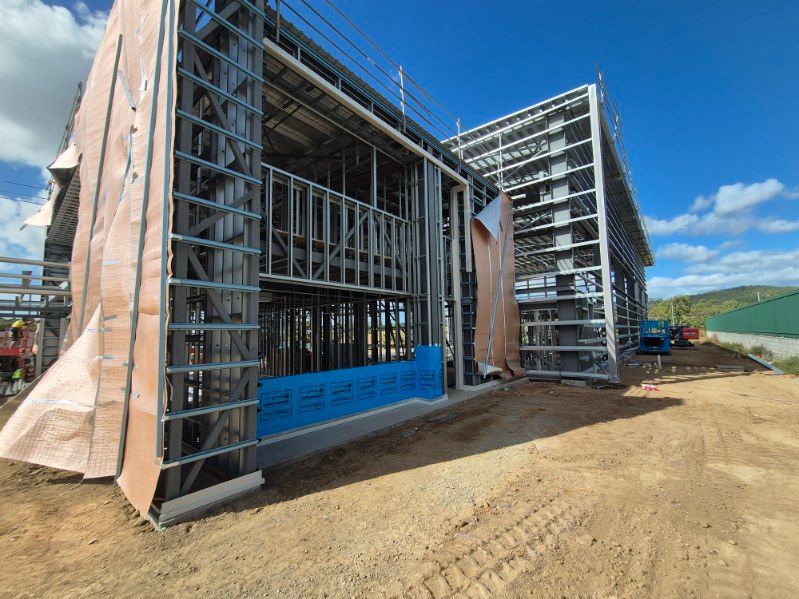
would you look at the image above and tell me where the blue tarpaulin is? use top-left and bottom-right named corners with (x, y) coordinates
top-left (257, 345), bottom-right (443, 437)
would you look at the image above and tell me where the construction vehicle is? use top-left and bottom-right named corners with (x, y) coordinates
top-left (0, 323), bottom-right (35, 396)
top-left (638, 319), bottom-right (671, 355)
top-left (670, 324), bottom-right (699, 348)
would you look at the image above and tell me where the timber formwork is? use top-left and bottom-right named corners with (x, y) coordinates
top-left (447, 81), bottom-right (652, 383)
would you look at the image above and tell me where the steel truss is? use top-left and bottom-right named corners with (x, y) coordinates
top-left (448, 83), bottom-right (652, 383)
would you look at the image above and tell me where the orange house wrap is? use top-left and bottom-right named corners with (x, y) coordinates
top-left (471, 193), bottom-right (524, 380)
top-left (0, 0), bottom-right (177, 515)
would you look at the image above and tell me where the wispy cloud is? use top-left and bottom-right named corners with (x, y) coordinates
top-left (648, 247), bottom-right (799, 297)
top-left (757, 218), bottom-right (799, 233)
top-left (656, 242), bottom-right (718, 263)
top-left (645, 213), bottom-right (701, 235)
top-left (645, 178), bottom-right (798, 237)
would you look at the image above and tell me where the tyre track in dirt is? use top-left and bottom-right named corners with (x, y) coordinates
top-left (1, 343), bottom-right (798, 598)
top-left (407, 490), bottom-right (592, 598)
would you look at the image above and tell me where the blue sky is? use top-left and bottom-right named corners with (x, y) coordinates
top-left (1, 0), bottom-right (797, 298)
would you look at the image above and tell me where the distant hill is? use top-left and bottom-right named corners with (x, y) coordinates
top-left (647, 285), bottom-right (798, 328)
top-left (681, 285), bottom-right (798, 305)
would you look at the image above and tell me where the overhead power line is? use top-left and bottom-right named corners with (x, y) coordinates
top-left (1, 179), bottom-right (48, 191)
top-left (0, 189), bottom-right (49, 202)
top-left (0, 194), bottom-right (46, 207)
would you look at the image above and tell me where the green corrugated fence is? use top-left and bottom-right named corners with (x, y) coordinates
top-left (706, 290), bottom-right (799, 338)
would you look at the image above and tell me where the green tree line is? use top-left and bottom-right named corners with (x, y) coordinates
top-left (647, 296), bottom-right (743, 328)
top-left (647, 285), bottom-right (797, 329)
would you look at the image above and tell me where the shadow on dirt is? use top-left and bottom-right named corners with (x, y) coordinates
top-left (226, 344), bottom-right (758, 510)
top-left (234, 379), bottom-right (685, 509)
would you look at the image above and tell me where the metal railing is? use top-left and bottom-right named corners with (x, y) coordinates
top-left (273, 0), bottom-right (463, 143)
top-left (595, 68), bottom-right (650, 250)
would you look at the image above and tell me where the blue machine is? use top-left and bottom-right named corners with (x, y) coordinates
top-left (638, 320), bottom-right (671, 355)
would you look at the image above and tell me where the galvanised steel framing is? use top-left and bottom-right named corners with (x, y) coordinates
top-left (259, 8), bottom-right (497, 389)
top-left (35, 1), bottom-right (496, 521)
top-left (260, 163), bottom-right (412, 294)
top-left (19, 85), bottom-right (84, 376)
top-left (150, 0), bottom-right (497, 520)
top-left (447, 82), bottom-right (652, 383)
top-left (157, 0), bottom-right (266, 521)
top-left (32, 0), bottom-right (651, 522)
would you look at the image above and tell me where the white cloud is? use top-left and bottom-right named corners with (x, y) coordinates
top-left (656, 242), bottom-right (718, 263)
top-left (645, 211), bottom-right (750, 236)
top-left (648, 247), bottom-right (799, 298)
top-left (685, 179), bottom-right (785, 217)
top-left (711, 179), bottom-right (784, 215)
top-left (717, 239), bottom-right (742, 250)
top-left (0, 1), bottom-right (107, 168)
top-left (756, 218), bottom-right (799, 233)
top-left (646, 178), bottom-right (798, 237)
top-left (0, 196), bottom-right (45, 260)
top-left (644, 213), bottom-right (700, 235)
top-left (689, 195), bottom-right (712, 213)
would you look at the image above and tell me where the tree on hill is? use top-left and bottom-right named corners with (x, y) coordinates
top-left (647, 285), bottom-right (797, 328)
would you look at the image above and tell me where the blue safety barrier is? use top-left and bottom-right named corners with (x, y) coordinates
top-left (257, 345), bottom-right (443, 437)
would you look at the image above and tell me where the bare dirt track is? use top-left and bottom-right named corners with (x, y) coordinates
top-left (1, 342), bottom-right (798, 598)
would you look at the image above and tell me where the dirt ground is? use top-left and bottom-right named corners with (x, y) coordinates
top-left (1, 342), bottom-right (798, 598)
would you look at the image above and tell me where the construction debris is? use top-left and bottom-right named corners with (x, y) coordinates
top-left (748, 354), bottom-right (785, 375)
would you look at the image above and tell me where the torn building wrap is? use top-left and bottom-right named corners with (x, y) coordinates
top-left (0, 0), bottom-right (176, 515)
top-left (471, 193), bottom-right (524, 379)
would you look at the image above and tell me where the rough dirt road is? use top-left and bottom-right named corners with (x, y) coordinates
top-left (1, 343), bottom-right (797, 598)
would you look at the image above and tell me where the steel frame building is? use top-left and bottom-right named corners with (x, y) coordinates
top-left (446, 81), bottom-right (653, 383)
top-left (161, 1), bottom-right (502, 522)
top-left (12, 0), bottom-right (651, 524)
top-left (0, 86), bottom-right (81, 375)
top-left (31, 0), bottom-right (497, 524)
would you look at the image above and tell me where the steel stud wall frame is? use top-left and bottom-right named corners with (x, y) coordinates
top-left (160, 0), bottom-right (266, 515)
top-left (258, 10), bottom-right (497, 389)
top-left (447, 82), bottom-right (652, 383)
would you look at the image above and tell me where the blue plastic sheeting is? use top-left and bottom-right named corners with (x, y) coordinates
top-left (257, 345), bottom-right (443, 437)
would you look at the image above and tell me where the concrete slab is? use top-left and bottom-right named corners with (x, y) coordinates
top-left (256, 377), bottom-right (526, 470)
